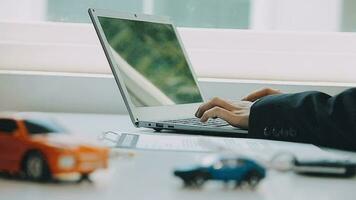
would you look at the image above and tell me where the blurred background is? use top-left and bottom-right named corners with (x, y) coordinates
top-left (1, 0), bottom-right (355, 114)
top-left (1, 0), bottom-right (356, 32)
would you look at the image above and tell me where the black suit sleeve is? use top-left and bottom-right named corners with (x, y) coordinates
top-left (248, 88), bottom-right (356, 151)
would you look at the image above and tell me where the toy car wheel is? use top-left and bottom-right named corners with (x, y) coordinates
top-left (192, 172), bottom-right (210, 187)
top-left (182, 178), bottom-right (193, 186)
top-left (0, 172), bottom-right (13, 179)
top-left (78, 173), bottom-right (93, 183)
top-left (246, 171), bottom-right (262, 188)
top-left (24, 151), bottom-right (51, 181)
top-left (193, 177), bottom-right (206, 187)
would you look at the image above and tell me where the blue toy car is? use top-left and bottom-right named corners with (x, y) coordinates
top-left (174, 156), bottom-right (266, 188)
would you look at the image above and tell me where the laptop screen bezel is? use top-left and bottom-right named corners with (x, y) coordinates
top-left (89, 8), bottom-right (205, 124)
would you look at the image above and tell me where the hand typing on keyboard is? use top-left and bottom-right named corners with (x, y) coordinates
top-left (195, 97), bottom-right (253, 129)
top-left (195, 88), bottom-right (282, 129)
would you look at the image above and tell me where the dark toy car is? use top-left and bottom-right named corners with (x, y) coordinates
top-left (174, 156), bottom-right (266, 188)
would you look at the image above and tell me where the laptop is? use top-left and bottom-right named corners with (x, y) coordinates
top-left (88, 8), bottom-right (248, 136)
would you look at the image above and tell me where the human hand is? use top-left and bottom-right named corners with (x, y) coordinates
top-left (242, 88), bottom-right (282, 102)
top-left (195, 97), bottom-right (253, 129)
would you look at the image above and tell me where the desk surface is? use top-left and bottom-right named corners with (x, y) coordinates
top-left (1, 113), bottom-right (356, 200)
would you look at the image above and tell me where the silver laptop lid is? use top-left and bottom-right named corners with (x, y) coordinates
top-left (89, 8), bottom-right (204, 124)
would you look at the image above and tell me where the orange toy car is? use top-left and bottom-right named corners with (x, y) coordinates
top-left (0, 114), bottom-right (109, 181)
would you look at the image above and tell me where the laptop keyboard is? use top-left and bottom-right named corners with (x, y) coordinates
top-left (162, 118), bottom-right (230, 128)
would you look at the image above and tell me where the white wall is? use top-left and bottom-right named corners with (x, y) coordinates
top-left (1, 21), bottom-right (356, 84)
top-left (0, 0), bottom-right (47, 22)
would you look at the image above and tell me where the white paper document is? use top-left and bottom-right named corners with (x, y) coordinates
top-left (100, 131), bottom-right (346, 161)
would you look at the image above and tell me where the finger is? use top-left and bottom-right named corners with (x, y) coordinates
top-left (200, 107), bottom-right (242, 126)
top-left (242, 88), bottom-right (270, 102)
top-left (242, 88), bottom-right (281, 102)
top-left (195, 97), bottom-right (237, 118)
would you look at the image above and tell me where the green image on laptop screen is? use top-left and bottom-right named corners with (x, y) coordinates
top-left (98, 16), bottom-right (203, 107)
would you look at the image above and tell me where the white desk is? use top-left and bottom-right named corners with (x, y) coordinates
top-left (1, 113), bottom-right (356, 200)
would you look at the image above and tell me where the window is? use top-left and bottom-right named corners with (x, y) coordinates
top-left (24, 119), bottom-right (66, 135)
top-left (1, 0), bottom-right (356, 84)
top-left (2, 0), bottom-right (356, 32)
top-left (35, 0), bottom-right (251, 29)
top-left (221, 158), bottom-right (245, 167)
top-left (0, 119), bottom-right (18, 134)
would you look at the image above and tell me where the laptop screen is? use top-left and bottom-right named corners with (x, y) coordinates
top-left (98, 16), bottom-right (203, 107)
